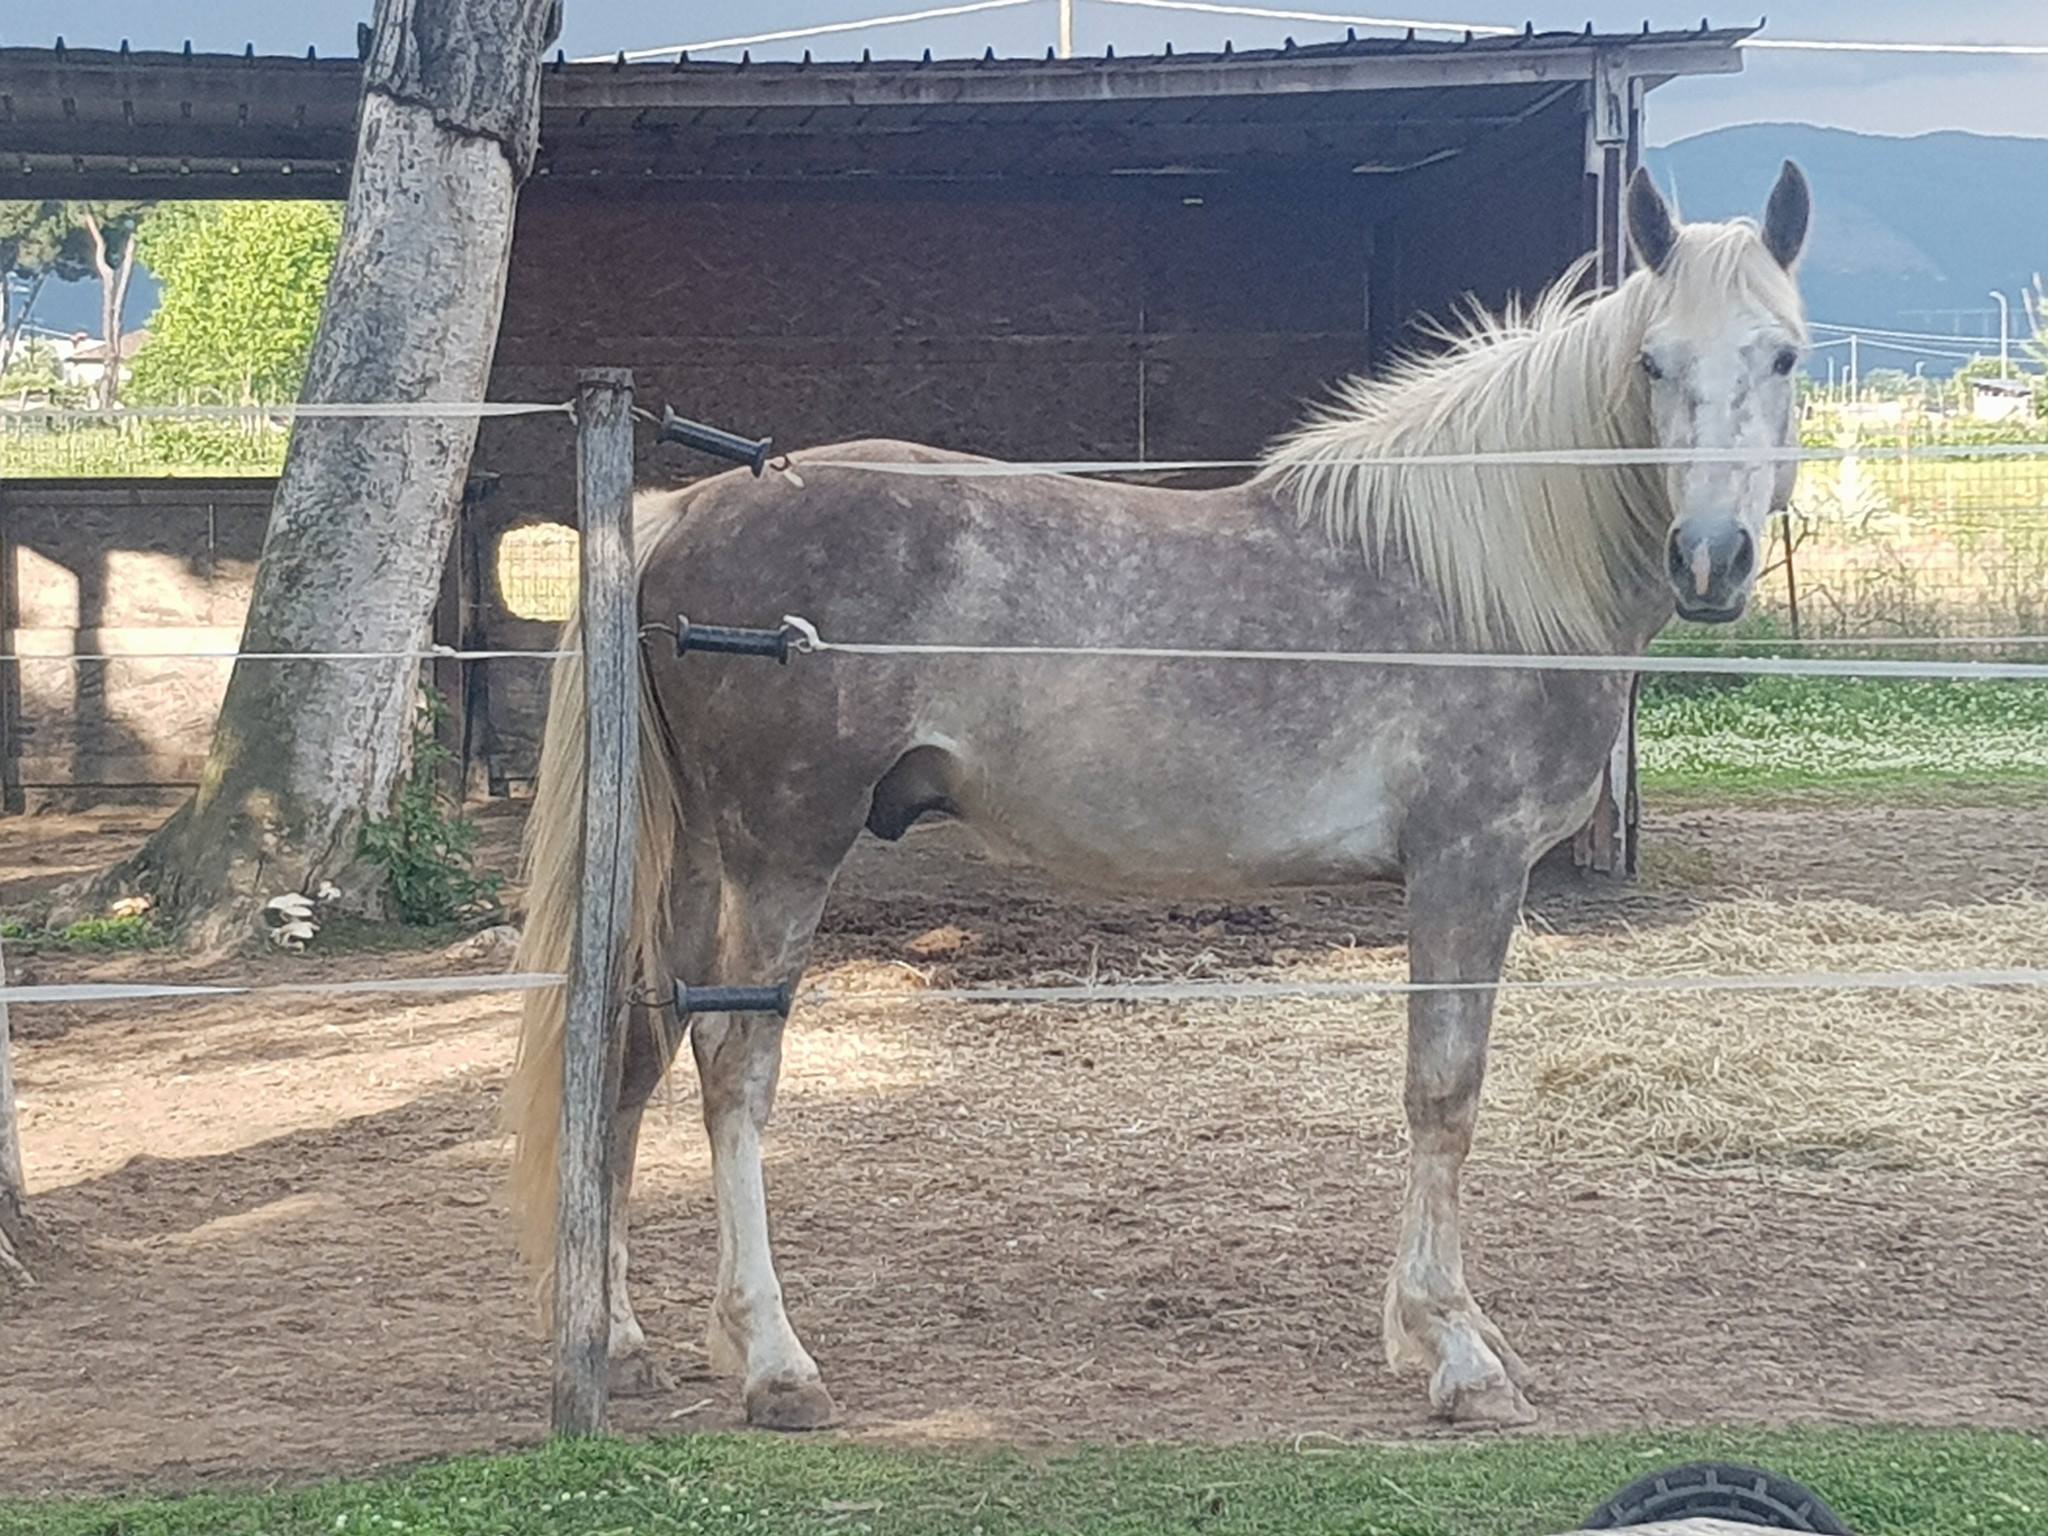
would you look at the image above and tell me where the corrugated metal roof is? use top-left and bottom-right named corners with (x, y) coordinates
top-left (582, 22), bottom-right (1758, 73)
top-left (0, 25), bottom-right (1749, 196)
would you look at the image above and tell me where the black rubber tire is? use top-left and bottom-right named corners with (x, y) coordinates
top-left (1580, 1460), bottom-right (1854, 1532)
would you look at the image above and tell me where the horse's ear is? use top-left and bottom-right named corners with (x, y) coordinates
top-left (1762, 159), bottom-right (1811, 270)
top-left (1626, 167), bottom-right (1678, 275)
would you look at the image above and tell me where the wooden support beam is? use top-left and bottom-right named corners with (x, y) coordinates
top-left (1569, 49), bottom-right (1643, 879)
top-left (550, 368), bottom-right (639, 1435)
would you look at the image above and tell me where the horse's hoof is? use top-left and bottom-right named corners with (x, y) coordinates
top-left (744, 1374), bottom-right (837, 1431)
top-left (1433, 1368), bottom-right (1538, 1428)
top-left (610, 1351), bottom-right (676, 1399)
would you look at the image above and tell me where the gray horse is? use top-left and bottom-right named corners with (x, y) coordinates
top-left (506, 164), bottom-right (1811, 1429)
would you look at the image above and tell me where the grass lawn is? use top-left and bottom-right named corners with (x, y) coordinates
top-left (4, 1429), bottom-right (2044, 1536)
top-left (1638, 675), bottom-right (2048, 798)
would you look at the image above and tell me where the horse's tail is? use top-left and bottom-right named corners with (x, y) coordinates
top-left (501, 595), bottom-right (682, 1292)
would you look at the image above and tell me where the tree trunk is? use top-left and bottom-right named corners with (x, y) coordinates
top-left (102, 238), bottom-right (138, 409)
top-left (0, 930), bottom-right (31, 1288)
top-left (101, 0), bottom-right (560, 944)
top-left (81, 208), bottom-right (125, 411)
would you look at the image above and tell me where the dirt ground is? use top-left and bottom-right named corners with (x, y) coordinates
top-left (3, 797), bottom-right (2047, 1495)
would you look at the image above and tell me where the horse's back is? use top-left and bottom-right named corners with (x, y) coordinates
top-left (641, 439), bottom-right (1280, 627)
top-left (632, 438), bottom-right (1626, 891)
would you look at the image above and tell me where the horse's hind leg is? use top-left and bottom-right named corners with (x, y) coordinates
top-left (605, 1045), bottom-right (670, 1394)
top-left (607, 827), bottom-right (721, 1395)
top-left (1383, 843), bottom-right (1539, 1426)
top-left (693, 830), bottom-right (857, 1430)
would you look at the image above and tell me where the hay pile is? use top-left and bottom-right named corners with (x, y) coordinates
top-left (1493, 893), bottom-right (2048, 1172)
top-left (811, 892), bottom-right (2048, 1176)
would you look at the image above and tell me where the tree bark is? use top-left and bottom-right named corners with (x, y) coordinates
top-left (105, 239), bottom-right (137, 409)
top-left (80, 208), bottom-right (137, 411)
top-left (101, 0), bottom-right (560, 944)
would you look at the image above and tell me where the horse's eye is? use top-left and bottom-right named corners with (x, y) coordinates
top-left (1640, 353), bottom-right (1663, 381)
top-left (1772, 348), bottom-right (1799, 376)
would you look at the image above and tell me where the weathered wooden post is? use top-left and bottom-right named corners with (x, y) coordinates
top-left (0, 928), bottom-right (32, 1287)
top-left (1573, 45), bottom-right (1644, 878)
top-left (551, 368), bottom-right (639, 1433)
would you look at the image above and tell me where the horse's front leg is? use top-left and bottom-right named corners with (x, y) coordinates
top-left (1384, 845), bottom-right (1537, 1426)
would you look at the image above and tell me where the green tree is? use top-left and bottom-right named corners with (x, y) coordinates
top-left (0, 201), bottom-right (90, 376)
top-left (130, 202), bottom-right (344, 406)
top-left (0, 338), bottom-right (79, 406)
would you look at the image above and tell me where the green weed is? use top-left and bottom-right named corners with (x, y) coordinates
top-left (357, 692), bottom-right (501, 927)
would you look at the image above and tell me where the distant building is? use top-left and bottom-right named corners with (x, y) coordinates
top-left (1839, 398), bottom-right (1908, 428)
top-left (56, 329), bottom-right (150, 391)
top-left (1969, 375), bottom-right (2038, 423)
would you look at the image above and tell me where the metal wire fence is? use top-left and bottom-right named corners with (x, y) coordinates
top-left (1768, 427), bottom-right (2048, 643)
top-left (0, 402), bottom-right (569, 477)
top-left (0, 410), bottom-right (288, 477)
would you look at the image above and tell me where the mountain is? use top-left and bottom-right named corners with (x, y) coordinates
top-left (1644, 123), bottom-right (2047, 374)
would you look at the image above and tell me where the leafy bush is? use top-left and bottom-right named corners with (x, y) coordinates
top-left (357, 692), bottom-right (501, 927)
top-left (52, 914), bottom-right (166, 948)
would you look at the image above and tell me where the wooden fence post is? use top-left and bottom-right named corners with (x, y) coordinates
top-left (1, 928), bottom-right (33, 1287)
top-left (552, 368), bottom-right (639, 1433)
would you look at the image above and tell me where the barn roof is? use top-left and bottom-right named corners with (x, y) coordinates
top-left (0, 25), bottom-right (1751, 197)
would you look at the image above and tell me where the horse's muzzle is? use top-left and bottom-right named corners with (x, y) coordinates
top-left (1667, 522), bottom-right (1756, 623)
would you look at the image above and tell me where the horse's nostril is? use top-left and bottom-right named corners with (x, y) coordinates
top-left (1667, 539), bottom-right (1690, 584)
top-left (1729, 528), bottom-right (1755, 580)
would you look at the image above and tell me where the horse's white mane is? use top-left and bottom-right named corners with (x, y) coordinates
top-left (1260, 220), bottom-right (1807, 652)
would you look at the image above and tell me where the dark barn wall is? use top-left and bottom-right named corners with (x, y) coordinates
top-left (480, 114), bottom-right (1588, 518)
top-left (0, 476), bottom-right (547, 804)
top-left (0, 479), bottom-right (270, 798)
top-left (1370, 115), bottom-right (1593, 361)
top-left (480, 172), bottom-right (1383, 505)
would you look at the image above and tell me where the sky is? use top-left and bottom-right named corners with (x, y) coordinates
top-left (5, 1), bottom-right (2047, 144)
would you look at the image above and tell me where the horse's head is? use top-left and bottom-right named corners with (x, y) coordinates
top-left (1627, 160), bottom-right (1810, 624)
